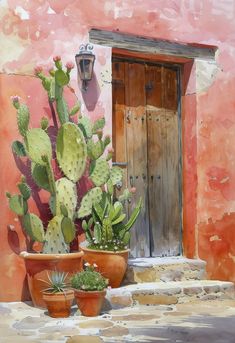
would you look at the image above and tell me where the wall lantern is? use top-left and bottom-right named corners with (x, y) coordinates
top-left (75, 43), bottom-right (95, 92)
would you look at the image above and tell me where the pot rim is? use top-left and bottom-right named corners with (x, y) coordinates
top-left (80, 247), bottom-right (130, 255)
top-left (20, 250), bottom-right (84, 260)
top-left (42, 289), bottom-right (74, 296)
top-left (73, 288), bottom-right (107, 295)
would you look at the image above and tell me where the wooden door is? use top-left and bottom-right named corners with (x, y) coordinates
top-left (112, 59), bottom-right (181, 257)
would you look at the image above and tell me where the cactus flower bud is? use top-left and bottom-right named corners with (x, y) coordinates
top-left (11, 95), bottom-right (20, 109)
top-left (65, 61), bottom-right (75, 70)
top-left (130, 187), bottom-right (136, 194)
top-left (53, 55), bottom-right (61, 62)
top-left (34, 66), bottom-right (43, 75)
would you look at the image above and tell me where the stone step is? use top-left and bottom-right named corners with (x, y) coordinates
top-left (106, 280), bottom-right (235, 309)
top-left (123, 257), bottom-right (207, 284)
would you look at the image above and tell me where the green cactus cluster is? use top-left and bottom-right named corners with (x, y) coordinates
top-left (6, 57), bottom-right (142, 254)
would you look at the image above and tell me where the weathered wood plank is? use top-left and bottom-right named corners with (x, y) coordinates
top-left (163, 68), bottom-right (181, 255)
top-left (90, 29), bottom-right (217, 60)
top-left (125, 62), bottom-right (150, 257)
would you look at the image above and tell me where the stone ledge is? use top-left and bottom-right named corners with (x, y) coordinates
top-left (106, 280), bottom-right (235, 308)
top-left (123, 257), bottom-right (207, 284)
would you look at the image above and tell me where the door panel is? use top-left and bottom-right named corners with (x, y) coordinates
top-left (125, 63), bottom-right (150, 257)
top-left (112, 59), bottom-right (181, 257)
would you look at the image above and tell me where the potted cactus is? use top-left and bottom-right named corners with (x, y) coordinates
top-left (71, 263), bottom-right (108, 316)
top-left (81, 190), bottom-right (142, 288)
top-left (42, 271), bottom-right (74, 318)
top-left (6, 56), bottom-right (141, 307)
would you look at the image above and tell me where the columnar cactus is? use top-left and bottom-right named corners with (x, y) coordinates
top-left (6, 57), bottom-right (142, 254)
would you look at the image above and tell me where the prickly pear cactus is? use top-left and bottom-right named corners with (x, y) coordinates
top-left (12, 141), bottom-right (27, 157)
top-left (90, 158), bottom-right (110, 186)
top-left (78, 116), bottom-right (93, 139)
top-left (22, 213), bottom-right (45, 242)
top-left (110, 167), bottom-right (123, 185)
top-left (77, 187), bottom-right (102, 218)
top-left (61, 216), bottom-right (76, 244)
top-left (31, 163), bottom-right (51, 192)
top-left (26, 128), bottom-right (52, 165)
top-left (55, 177), bottom-right (77, 219)
top-left (43, 216), bottom-right (69, 254)
top-left (18, 177), bottom-right (31, 200)
top-left (6, 193), bottom-right (28, 216)
top-left (56, 123), bottom-right (87, 182)
top-left (17, 104), bottom-right (30, 137)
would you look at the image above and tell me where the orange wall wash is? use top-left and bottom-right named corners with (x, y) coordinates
top-left (1, 0), bottom-right (235, 301)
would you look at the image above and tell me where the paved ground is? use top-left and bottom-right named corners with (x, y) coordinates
top-left (1, 299), bottom-right (235, 342)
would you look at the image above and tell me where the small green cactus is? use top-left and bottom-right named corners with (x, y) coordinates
top-left (16, 103), bottom-right (30, 138)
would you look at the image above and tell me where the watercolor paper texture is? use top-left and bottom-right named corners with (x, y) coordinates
top-left (1, 0), bottom-right (235, 301)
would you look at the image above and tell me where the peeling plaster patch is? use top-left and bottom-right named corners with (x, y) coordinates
top-left (0, 33), bottom-right (26, 73)
top-left (114, 7), bottom-right (133, 19)
top-left (210, 235), bottom-right (221, 242)
top-left (196, 59), bottom-right (220, 93)
top-left (14, 6), bottom-right (29, 20)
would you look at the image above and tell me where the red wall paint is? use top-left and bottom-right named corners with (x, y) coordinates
top-left (1, 0), bottom-right (235, 300)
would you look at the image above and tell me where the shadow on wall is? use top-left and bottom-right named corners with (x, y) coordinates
top-left (198, 212), bottom-right (235, 282)
top-left (80, 72), bottom-right (101, 111)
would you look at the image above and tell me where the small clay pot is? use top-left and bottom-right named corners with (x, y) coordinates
top-left (81, 247), bottom-right (129, 288)
top-left (43, 289), bottom-right (74, 318)
top-left (20, 251), bottom-right (84, 308)
top-left (74, 289), bottom-right (106, 317)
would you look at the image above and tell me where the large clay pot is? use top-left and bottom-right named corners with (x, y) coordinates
top-left (20, 251), bottom-right (84, 308)
top-left (80, 247), bottom-right (129, 288)
top-left (74, 289), bottom-right (106, 316)
top-left (43, 289), bottom-right (74, 318)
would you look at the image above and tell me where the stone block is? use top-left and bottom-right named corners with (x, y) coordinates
top-left (133, 294), bottom-right (178, 305)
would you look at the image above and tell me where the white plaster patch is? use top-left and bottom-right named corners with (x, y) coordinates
top-left (209, 235), bottom-right (221, 242)
top-left (14, 6), bottom-right (29, 20)
top-left (0, 33), bottom-right (27, 73)
top-left (114, 6), bottom-right (133, 19)
top-left (195, 59), bottom-right (220, 93)
top-left (47, 6), bottom-right (56, 14)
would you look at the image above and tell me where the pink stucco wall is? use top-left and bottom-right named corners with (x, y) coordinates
top-left (1, 0), bottom-right (235, 301)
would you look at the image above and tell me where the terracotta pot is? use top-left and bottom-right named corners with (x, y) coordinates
top-left (43, 289), bottom-right (74, 318)
top-left (80, 247), bottom-right (129, 288)
top-left (20, 251), bottom-right (84, 308)
top-left (74, 289), bottom-right (106, 316)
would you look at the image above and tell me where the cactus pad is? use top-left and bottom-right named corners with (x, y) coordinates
top-left (40, 117), bottom-right (49, 130)
top-left (43, 215), bottom-right (69, 254)
top-left (26, 128), bottom-right (52, 165)
top-left (110, 167), bottom-right (123, 185)
top-left (69, 102), bottom-right (81, 117)
top-left (8, 194), bottom-right (28, 216)
top-left (31, 163), bottom-right (50, 192)
top-left (90, 158), bottom-right (110, 186)
top-left (56, 123), bottom-right (87, 182)
top-left (23, 213), bottom-right (45, 242)
top-left (12, 141), bottom-right (27, 156)
top-left (55, 177), bottom-right (77, 219)
top-left (17, 104), bottom-right (30, 137)
top-left (78, 116), bottom-right (93, 139)
top-left (92, 117), bottom-right (105, 133)
top-left (87, 139), bottom-right (104, 160)
top-left (61, 216), bottom-right (76, 244)
top-left (56, 97), bottom-right (69, 124)
top-left (77, 187), bottom-right (102, 218)
top-left (18, 178), bottom-right (31, 200)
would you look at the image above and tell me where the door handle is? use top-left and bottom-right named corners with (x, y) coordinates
top-left (112, 162), bottom-right (128, 167)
